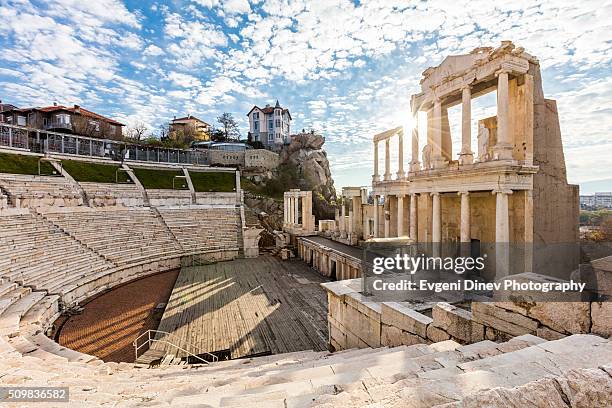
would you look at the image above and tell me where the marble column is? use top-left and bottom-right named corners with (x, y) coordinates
top-left (459, 86), bottom-right (473, 165)
top-left (373, 141), bottom-right (380, 182)
top-left (494, 190), bottom-right (511, 243)
top-left (384, 196), bottom-right (390, 238)
top-left (459, 191), bottom-right (470, 256)
top-left (348, 210), bottom-right (353, 239)
top-left (431, 192), bottom-right (441, 257)
top-left (410, 193), bottom-right (418, 240)
top-left (288, 196), bottom-right (293, 224)
top-left (397, 130), bottom-right (405, 179)
top-left (431, 192), bottom-right (441, 243)
top-left (373, 195), bottom-right (379, 238)
top-left (284, 196), bottom-right (288, 225)
top-left (494, 189), bottom-right (512, 278)
top-left (410, 112), bottom-right (420, 172)
top-left (495, 70), bottom-right (513, 160)
top-left (397, 194), bottom-right (404, 237)
top-left (432, 99), bottom-right (445, 168)
top-left (384, 138), bottom-right (391, 181)
top-left (339, 201), bottom-right (346, 237)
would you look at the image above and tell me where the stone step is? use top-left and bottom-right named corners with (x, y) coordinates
top-left (26, 332), bottom-right (98, 363)
top-left (308, 334), bottom-right (611, 407)
top-left (0, 286), bottom-right (32, 315)
top-left (170, 337), bottom-right (541, 406)
top-left (0, 281), bottom-right (18, 297)
top-left (20, 294), bottom-right (60, 329)
top-left (0, 291), bottom-right (47, 337)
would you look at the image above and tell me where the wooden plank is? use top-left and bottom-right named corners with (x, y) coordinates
top-left (151, 255), bottom-right (329, 360)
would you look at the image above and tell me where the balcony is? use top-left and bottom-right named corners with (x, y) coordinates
top-left (44, 121), bottom-right (72, 131)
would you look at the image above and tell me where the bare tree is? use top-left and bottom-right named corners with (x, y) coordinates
top-left (217, 113), bottom-right (240, 141)
top-left (157, 122), bottom-right (171, 141)
top-left (72, 116), bottom-right (99, 137)
top-left (126, 121), bottom-right (148, 141)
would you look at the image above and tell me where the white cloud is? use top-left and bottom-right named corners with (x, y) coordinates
top-left (143, 44), bottom-right (164, 56)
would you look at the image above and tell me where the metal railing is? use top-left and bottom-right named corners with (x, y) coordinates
top-left (133, 329), bottom-right (218, 365)
top-left (0, 123), bottom-right (210, 165)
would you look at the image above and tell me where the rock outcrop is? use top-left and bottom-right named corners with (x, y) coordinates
top-left (279, 132), bottom-right (337, 220)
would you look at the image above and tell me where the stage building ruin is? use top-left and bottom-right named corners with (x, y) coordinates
top-left (313, 41), bottom-right (579, 280)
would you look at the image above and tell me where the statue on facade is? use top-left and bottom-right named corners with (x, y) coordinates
top-left (478, 123), bottom-right (490, 162)
top-left (422, 144), bottom-right (431, 169)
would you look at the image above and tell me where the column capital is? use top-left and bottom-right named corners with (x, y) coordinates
top-left (430, 191), bottom-right (440, 197)
top-left (457, 190), bottom-right (470, 196)
top-left (461, 84), bottom-right (472, 91)
top-left (492, 189), bottom-right (513, 195)
top-left (495, 68), bottom-right (511, 77)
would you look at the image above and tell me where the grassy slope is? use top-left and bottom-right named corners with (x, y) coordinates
top-left (61, 160), bottom-right (131, 183)
top-left (0, 152), bottom-right (56, 175)
top-left (133, 168), bottom-right (186, 190)
top-left (190, 171), bottom-right (235, 193)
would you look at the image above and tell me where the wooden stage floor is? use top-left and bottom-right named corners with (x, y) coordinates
top-left (150, 255), bottom-right (330, 360)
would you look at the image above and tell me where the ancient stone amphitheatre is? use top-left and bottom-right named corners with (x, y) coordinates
top-left (1, 42), bottom-right (611, 407)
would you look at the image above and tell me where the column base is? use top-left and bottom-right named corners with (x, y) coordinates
top-left (383, 173), bottom-right (392, 181)
top-left (372, 175), bottom-right (380, 182)
top-left (409, 161), bottom-right (421, 172)
top-left (493, 144), bottom-right (513, 160)
top-left (458, 152), bottom-right (474, 165)
top-left (432, 157), bottom-right (448, 169)
top-left (396, 171), bottom-right (405, 179)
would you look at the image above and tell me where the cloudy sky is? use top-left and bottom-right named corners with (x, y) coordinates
top-left (0, 0), bottom-right (610, 192)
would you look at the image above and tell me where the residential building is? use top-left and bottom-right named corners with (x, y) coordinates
top-left (580, 192), bottom-right (612, 209)
top-left (247, 100), bottom-right (292, 151)
top-left (170, 115), bottom-right (211, 141)
top-left (0, 100), bottom-right (18, 122)
top-left (0, 103), bottom-right (124, 139)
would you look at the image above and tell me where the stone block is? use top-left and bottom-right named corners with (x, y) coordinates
top-left (426, 324), bottom-right (450, 342)
top-left (381, 302), bottom-right (432, 338)
top-left (381, 324), bottom-right (403, 347)
top-left (591, 301), bottom-right (612, 338)
top-left (432, 302), bottom-right (484, 343)
top-left (472, 302), bottom-right (539, 331)
top-left (556, 367), bottom-right (612, 408)
top-left (536, 326), bottom-right (565, 341)
top-left (528, 302), bottom-right (591, 334)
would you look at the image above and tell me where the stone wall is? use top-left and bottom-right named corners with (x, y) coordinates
top-left (244, 149), bottom-right (279, 170)
top-left (207, 149), bottom-right (279, 170)
top-left (324, 277), bottom-right (610, 351)
top-left (146, 189), bottom-right (192, 206)
top-left (194, 192), bottom-right (238, 206)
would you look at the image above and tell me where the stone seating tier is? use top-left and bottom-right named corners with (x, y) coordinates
top-left (0, 214), bottom-right (115, 291)
top-left (79, 182), bottom-right (146, 207)
top-left (42, 209), bottom-right (183, 266)
top-left (0, 174), bottom-right (84, 208)
top-left (157, 208), bottom-right (241, 253)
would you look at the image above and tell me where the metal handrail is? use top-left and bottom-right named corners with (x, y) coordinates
top-left (133, 329), bottom-right (218, 365)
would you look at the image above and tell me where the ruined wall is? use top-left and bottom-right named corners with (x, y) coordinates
top-left (325, 276), bottom-right (608, 352)
top-left (531, 66), bottom-right (580, 278)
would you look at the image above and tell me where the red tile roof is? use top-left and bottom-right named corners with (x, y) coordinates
top-left (247, 105), bottom-right (292, 120)
top-left (171, 115), bottom-right (210, 126)
top-left (10, 105), bottom-right (125, 126)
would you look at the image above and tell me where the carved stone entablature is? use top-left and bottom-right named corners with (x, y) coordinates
top-left (416, 42), bottom-right (534, 108)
